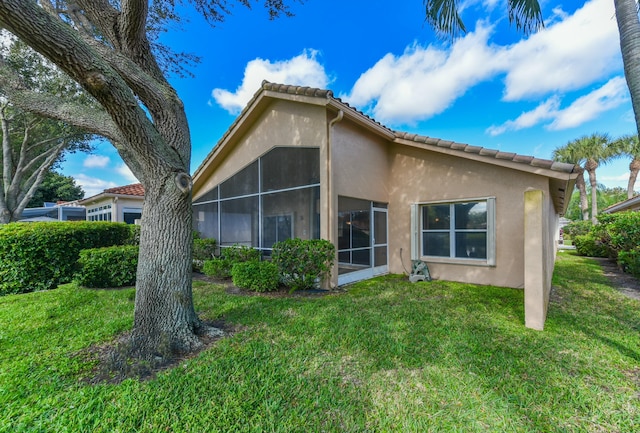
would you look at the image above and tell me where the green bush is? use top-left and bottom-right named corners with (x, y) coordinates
top-left (573, 233), bottom-right (609, 258)
top-left (598, 212), bottom-right (640, 256)
top-left (202, 258), bottom-right (233, 279)
top-left (272, 238), bottom-right (335, 291)
top-left (202, 244), bottom-right (259, 279)
top-left (562, 220), bottom-right (593, 239)
top-left (618, 248), bottom-right (640, 277)
top-left (231, 260), bottom-right (280, 292)
top-left (0, 222), bottom-right (133, 295)
top-left (193, 238), bottom-right (217, 271)
top-left (74, 245), bottom-right (139, 288)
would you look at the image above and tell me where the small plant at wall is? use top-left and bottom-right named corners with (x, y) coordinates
top-left (202, 244), bottom-right (260, 279)
top-left (272, 238), bottom-right (335, 292)
top-left (231, 260), bottom-right (280, 292)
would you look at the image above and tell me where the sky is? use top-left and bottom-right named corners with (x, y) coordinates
top-left (59, 0), bottom-right (637, 198)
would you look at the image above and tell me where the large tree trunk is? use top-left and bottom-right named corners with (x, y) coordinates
top-left (132, 173), bottom-right (202, 356)
top-left (615, 0), bottom-right (640, 140)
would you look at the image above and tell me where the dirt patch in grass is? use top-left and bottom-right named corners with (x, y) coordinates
top-left (76, 319), bottom-right (241, 385)
top-left (592, 257), bottom-right (640, 301)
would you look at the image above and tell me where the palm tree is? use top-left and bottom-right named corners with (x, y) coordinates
top-left (613, 134), bottom-right (640, 198)
top-left (614, 0), bottom-right (640, 146)
top-left (423, 0), bottom-right (543, 36)
top-left (574, 133), bottom-right (617, 223)
top-left (552, 143), bottom-right (589, 221)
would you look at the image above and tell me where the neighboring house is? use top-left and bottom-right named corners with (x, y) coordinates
top-left (79, 183), bottom-right (144, 224)
top-left (602, 195), bottom-right (640, 214)
top-left (191, 82), bottom-right (579, 330)
top-left (19, 201), bottom-right (86, 222)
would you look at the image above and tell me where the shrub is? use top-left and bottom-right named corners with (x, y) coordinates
top-left (202, 244), bottom-right (259, 279)
top-left (231, 260), bottom-right (280, 292)
top-left (599, 212), bottom-right (640, 256)
top-left (573, 233), bottom-right (608, 258)
top-left (0, 222), bottom-right (133, 295)
top-left (193, 238), bottom-right (217, 271)
top-left (562, 220), bottom-right (593, 239)
top-left (202, 258), bottom-right (233, 279)
top-left (74, 245), bottom-right (139, 288)
top-left (618, 248), bottom-right (640, 277)
top-left (272, 238), bottom-right (335, 292)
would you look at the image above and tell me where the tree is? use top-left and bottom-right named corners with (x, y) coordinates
top-left (565, 184), bottom-right (627, 221)
top-left (0, 36), bottom-right (93, 223)
top-left (575, 133), bottom-right (617, 223)
top-left (27, 170), bottom-right (84, 208)
top-left (614, 0), bottom-right (640, 145)
top-left (552, 142), bottom-right (589, 221)
top-left (613, 134), bottom-right (640, 198)
top-left (0, 1), bottom-right (294, 361)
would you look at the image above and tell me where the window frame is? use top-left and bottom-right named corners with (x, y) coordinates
top-left (411, 197), bottom-right (496, 266)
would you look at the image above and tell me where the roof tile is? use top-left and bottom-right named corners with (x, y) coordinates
top-left (104, 183), bottom-right (145, 196)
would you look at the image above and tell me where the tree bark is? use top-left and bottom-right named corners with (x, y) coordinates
top-left (628, 158), bottom-right (639, 198)
top-left (575, 169), bottom-right (589, 221)
top-left (585, 160), bottom-right (599, 224)
top-left (615, 0), bottom-right (640, 140)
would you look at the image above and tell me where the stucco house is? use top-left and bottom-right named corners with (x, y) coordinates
top-left (79, 183), bottom-right (144, 224)
top-left (192, 82), bottom-right (579, 330)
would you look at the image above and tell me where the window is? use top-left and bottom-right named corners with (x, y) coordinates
top-left (193, 148), bottom-right (321, 252)
top-left (412, 198), bottom-right (495, 265)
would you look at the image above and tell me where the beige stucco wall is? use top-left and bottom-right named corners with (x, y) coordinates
top-left (331, 120), bottom-right (389, 203)
top-left (193, 99), bottom-right (328, 201)
top-left (386, 143), bottom-right (552, 289)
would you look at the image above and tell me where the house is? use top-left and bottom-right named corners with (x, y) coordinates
top-left (19, 201), bottom-right (86, 222)
top-left (602, 195), bottom-right (640, 214)
top-left (79, 183), bottom-right (144, 224)
top-left (191, 82), bottom-right (579, 330)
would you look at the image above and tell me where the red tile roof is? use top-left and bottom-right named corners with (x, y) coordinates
top-left (104, 183), bottom-right (145, 196)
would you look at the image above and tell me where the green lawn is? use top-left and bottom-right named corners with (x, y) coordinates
top-left (1, 251), bottom-right (639, 432)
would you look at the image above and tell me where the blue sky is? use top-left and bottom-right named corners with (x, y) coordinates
top-left (60, 0), bottom-right (635, 197)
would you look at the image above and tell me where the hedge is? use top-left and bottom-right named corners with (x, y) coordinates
top-left (231, 260), bottom-right (280, 292)
top-left (0, 222), bottom-right (133, 295)
top-left (272, 238), bottom-right (335, 291)
top-left (74, 245), bottom-right (139, 288)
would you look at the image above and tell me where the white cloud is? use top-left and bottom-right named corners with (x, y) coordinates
top-left (116, 164), bottom-right (139, 183)
top-left (74, 174), bottom-right (117, 198)
top-left (83, 155), bottom-right (110, 168)
top-left (548, 76), bottom-right (629, 129)
top-left (346, 24), bottom-right (505, 123)
top-left (487, 77), bottom-right (629, 135)
top-left (502, 0), bottom-right (620, 100)
top-left (211, 49), bottom-right (329, 114)
top-left (345, 0), bottom-right (621, 128)
top-left (486, 96), bottom-right (561, 136)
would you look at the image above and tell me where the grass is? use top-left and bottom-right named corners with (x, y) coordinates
top-left (1, 251), bottom-right (639, 432)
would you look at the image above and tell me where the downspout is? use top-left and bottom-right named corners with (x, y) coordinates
top-left (326, 109), bottom-right (343, 289)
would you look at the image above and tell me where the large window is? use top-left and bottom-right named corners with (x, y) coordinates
top-left (193, 147), bottom-right (320, 253)
top-left (414, 198), bottom-right (495, 265)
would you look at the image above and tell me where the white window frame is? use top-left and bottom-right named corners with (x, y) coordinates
top-left (411, 197), bottom-right (496, 266)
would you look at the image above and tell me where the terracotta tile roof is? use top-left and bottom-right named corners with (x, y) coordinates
top-left (104, 183), bottom-right (145, 196)
top-left (260, 81), bottom-right (578, 176)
